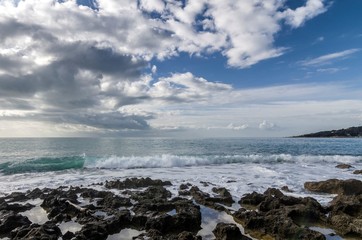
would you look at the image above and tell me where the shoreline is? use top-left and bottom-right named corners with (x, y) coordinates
top-left (1, 174), bottom-right (361, 240)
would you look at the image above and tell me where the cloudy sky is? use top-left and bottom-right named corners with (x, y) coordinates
top-left (0, 0), bottom-right (361, 137)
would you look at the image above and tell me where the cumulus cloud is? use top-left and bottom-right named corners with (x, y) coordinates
top-left (227, 123), bottom-right (249, 130)
top-left (259, 120), bottom-right (277, 130)
top-left (281, 0), bottom-right (327, 28)
top-left (0, 0), bottom-right (330, 134)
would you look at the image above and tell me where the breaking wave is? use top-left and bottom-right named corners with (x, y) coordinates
top-left (0, 154), bottom-right (360, 175)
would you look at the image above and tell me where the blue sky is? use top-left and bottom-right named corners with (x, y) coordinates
top-left (0, 0), bottom-right (361, 137)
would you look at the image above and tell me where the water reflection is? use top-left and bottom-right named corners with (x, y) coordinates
top-left (197, 205), bottom-right (246, 239)
top-left (107, 228), bottom-right (145, 240)
top-left (22, 206), bottom-right (49, 224)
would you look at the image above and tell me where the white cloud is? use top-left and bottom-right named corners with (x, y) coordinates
top-left (0, 0), bottom-right (328, 69)
top-left (151, 65), bottom-right (157, 74)
top-left (0, 0), bottom-right (336, 136)
top-left (281, 0), bottom-right (327, 28)
top-left (227, 123), bottom-right (249, 130)
top-left (259, 120), bottom-right (277, 130)
top-left (139, 0), bottom-right (165, 13)
top-left (317, 67), bottom-right (347, 74)
top-left (300, 49), bottom-right (360, 67)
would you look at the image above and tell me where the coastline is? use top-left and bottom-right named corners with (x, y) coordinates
top-left (1, 169), bottom-right (361, 240)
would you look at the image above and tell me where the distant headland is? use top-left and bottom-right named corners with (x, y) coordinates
top-left (294, 126), bottom-right (362, 138)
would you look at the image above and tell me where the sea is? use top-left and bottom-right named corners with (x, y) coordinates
top-left (0, 137), bottom-right (361, 205)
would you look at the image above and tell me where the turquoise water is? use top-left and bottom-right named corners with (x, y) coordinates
top-left (0, 138), bottom-right (361, 175)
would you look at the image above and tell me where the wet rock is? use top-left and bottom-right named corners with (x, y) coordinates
top-left (105, 177), bottom-right (172, 190)
top-left (179, 183), bottom-right (190, 190)
top-left (234, 188), bottom-right (326, 240)
top-left (76, 221), bottom-right (109, 240)
top-left (326, 194), bottom-right (362, 237)
top-left (335, 164), bottom-right (353, 169)
top-left (132, 186), bottom-right (172, 202)
top-left (0, 212), bottom-right (31, 237)
top-left (138, 198), bottom-right (201, 235)
top-left (105, 209), bottom-right (132, 234)
top-left (353, 170), bottom-right (362, 175)
top-left (212, 222), bottom-right (251, 240)
top-left (3, 192), bottom-right (28, 202)
top-left (304, 179), bottom-right (362, 195)
top-left (63, 231), bottom-right (76, 240)
top-left (281, 185), bottom-right (293, 192)
top-left (239, 192), bottom-right (266, 206)
top-left (176, 231), bottom-right (202, 240)
top-left (189, 186), bottom-right (233, 210)
top-left (212, 187), bottom-right (234, 205)
top-left (96, 191), bottom-right (132, 208)
top-left (26, 187), bottom-right (49, 199)
top-left (0, 202), bottom-right (34, 213)
top-left (12, 221), bottom-right (62, 240)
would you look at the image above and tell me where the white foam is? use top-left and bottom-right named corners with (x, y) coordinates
top-left (0, 155), bottom-right (361, 206)
top-left (83, 154), bottom-right (362, 169)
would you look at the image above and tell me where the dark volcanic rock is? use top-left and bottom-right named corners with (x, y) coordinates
top-left (281, 186), bottom-right (293, 192)
top-left (131, 186), bottom-right (172, 202)
top-left (212, 222), bottom-right (251, 240)
top-left (12, 221), bottom-right (62, 240)
top-left (189, 186), bottom-right (234, 210)
top-left (96, 191), bottom-right (132, 208)
top-left (0, 212), bottom-right (31, 237)
top-left (212, 187), bottom-right (234, 205)
top-left (0, 202), bottom-right (34, 213)
top-left (140, 198), bottom-right (201, 235)
top-left (239, 191), bottom-right (266, 206)
top-left (304, 179), bottom-right (362, 195)
top-left (233, 188), bottom-right (326, 240)
top-left (3, 192), bottom-right (29, 202)
top-left (77, 221), bottom-right (109, 240)
top-left (353, 170), bottom-right (362, 175)
top-left (105, 177), bottom-right (172, 190)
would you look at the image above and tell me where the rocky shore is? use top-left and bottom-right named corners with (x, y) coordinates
top-left (0, 177), bottom-right (361, 240)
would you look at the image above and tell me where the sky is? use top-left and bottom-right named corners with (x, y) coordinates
top-left (0, 0), bottom-right (361, 138)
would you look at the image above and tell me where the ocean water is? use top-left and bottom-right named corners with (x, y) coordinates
top-left (0, 137), bottom-right (361, 205)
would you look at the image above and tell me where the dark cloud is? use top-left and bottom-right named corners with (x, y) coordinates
top-left (0, 99), bottom-right (35, 110)
top-left (63, 112), bottom-right (152, 130)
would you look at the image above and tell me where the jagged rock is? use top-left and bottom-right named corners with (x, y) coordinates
top-left (63, 231), bottom-right (76, 240)
top-left (139, 198), bottom-right (201, 235)
top-left (104, 210), bottom-right (132, 234)
top-left (189, 186), bottom-right (233, 210)
top-left (239, 191), bottom-right (266, 206)
top-left (131, 186), bottom-right (172, 202)
top-left (0, 212), bottom-right (31, 237)
top-left (76, 221), bottom-right (109, 240)
top-left (11, 221), bottom-right (62, 240)
top-left (0, 202), bottom-right (34, 212)
top-left (304, 179), bottom-right (362, 195)
top-left (353, 170), bottom-right (362, 175)
top-left (179, 183), bottom-right (190, 190)
top-left (105, 177), bottom-right (172, 190)
top-left (212, 187), bottom-right (234, 205)
top-left (212, 222), bottom-right (251, 240)
top-left (3, 192), bottom-right (28, 202)
top-left (281, 186), bottom-right (293, 192)
top-left (326, 194), bottom-right (362, 237)
top-left (234, 188), bottom-right (326, 240)
top-left (96, 191), bottom-right (132, 208)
